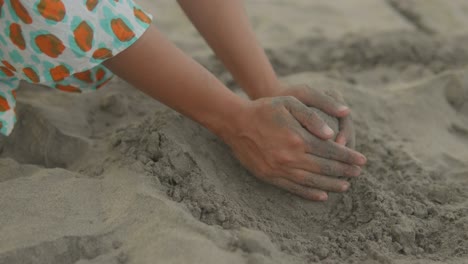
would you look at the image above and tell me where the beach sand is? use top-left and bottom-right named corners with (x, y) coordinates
top-left (1, 1), bottom-right (468, 263)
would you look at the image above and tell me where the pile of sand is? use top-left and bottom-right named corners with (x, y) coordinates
top-left (1, 1), bottom-right (468, 264)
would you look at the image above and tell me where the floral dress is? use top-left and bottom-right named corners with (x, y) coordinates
top-left (0, 0), bottom-right (153, 135)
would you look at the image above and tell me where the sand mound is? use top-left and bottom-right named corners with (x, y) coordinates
top-left (106, 73), bottom-right (468, 263)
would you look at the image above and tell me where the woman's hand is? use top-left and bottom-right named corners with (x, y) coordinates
top-left (220, 96), bottom-right (366, 201)
top-left (270, 84), bottom-right (356, 148)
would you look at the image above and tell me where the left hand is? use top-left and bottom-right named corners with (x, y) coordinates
top-left (268, 84), bottom-right (356, 148)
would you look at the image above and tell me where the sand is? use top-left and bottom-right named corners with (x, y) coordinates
top-left (1, 1), bottom-right (468, 264)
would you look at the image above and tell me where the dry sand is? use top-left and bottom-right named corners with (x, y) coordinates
top-left (1, 1), bottom-right (468, 264)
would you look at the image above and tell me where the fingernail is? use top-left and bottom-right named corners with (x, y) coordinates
top-left (342, 182), bottom-right (350, 191)
top-left (320, 193), bottom-right (328, 201)
top-left (323, 126), bottom-right (334, 136)
top-left (338, 105), bottom-right (349, 112)
top-left (359, 154), bottom-right (367, 164)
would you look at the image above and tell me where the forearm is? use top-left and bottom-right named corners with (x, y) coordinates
top-left (104, 25), bottom-right (246, 137)
top-left (177, 0), bottom-right (280, 99)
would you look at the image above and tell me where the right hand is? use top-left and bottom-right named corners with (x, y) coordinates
top-left (221, 96), bottom-right (367, 201)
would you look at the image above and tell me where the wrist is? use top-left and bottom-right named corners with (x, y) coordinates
top-left (244, 77), bottom-right (284, 99)
top-left (202, 94), bottom-right (250, 141)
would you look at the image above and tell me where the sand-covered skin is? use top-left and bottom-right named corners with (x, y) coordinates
top-left (1, 1), bottom-right (468, 264)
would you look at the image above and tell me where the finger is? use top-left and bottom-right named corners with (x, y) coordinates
top-left (271, 178), bottom-right (328, 201)
top-left (286, 100), bottom-right (335, 140)
top-left (335, 120), bottom-right (350, 146)
top-left (296, 154), bottom-right (362, 177)
top-left (305, 135), bottom-right (366, 166)
top-left (294, 85), bottom-right (350, 117)
top-left (348, 137), bottom-right (355, 149)
top-left (335, 134), bottom-right (347, 146)
top-left (311, 92), bottom-right (351, 117)
top-left (288, 169), bottom-right (351, 193)
top-left (337, 115), bottom-right (355, 149)
top-left (325, 90), bottom-right (354, 147)
top-left (325, 88), bottom-right (345, 102)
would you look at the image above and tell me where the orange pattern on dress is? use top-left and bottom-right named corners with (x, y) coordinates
top-left (0, 66), bottom-right (14, 77)
top-left (11, 0), bottom-right (32, 24)
top-left (96, 68), bottom-right (105, 81)
top-left (73, 70), bottom-right (93, 83)
top-left (0, 0), bottom-right (154, 136)
top-left (111, 18), bottom-right (135, 42)
top-left (37, 0), bottom-right (66, 22)
top-left (50, 65), bottom-right (70, 81)
top-left (96, 78), bottom-right (111, 89)
top-left (0, 96), bottom-right (10, 112)
top-left (74, 21), bottom-right (94, 52)
top-left (35, 34), bottom-right (65, 58)
top-left (86, 0), bottom-right (98, 11)
top-left (2, 60), bottom-right (16, 72)
top-left (23, 67), bottom-right (40, 83)
top-left (9, 23), bottom-right (26, 50)
top-left (134, 7), bottom-right (151, 24)
top-left (92, 48), bottom-right (113, 60)
top-left (56, 84), bottom-right (81, 93)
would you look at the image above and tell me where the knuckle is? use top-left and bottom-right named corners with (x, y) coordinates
top-left (324, 146), bottom-right (337, 159)
top-left (305, 175), bottom-right (318, 187)
top-left (292, 170), bottom-right (307, 184)
top-left (284, 95), bottom-right (300, 104)
top-left (320, 162), bottom-right (336, 175)
top-left (306, 111), bottom-right (320, 123)
top-left (322, 164), bottom-right (332, 175)
top-left (274, 152), bottom-right (294, 165)
top-left (327, 88), bottom-right (342, 98)
top-left (288, 133), bottom-right (305, 147)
